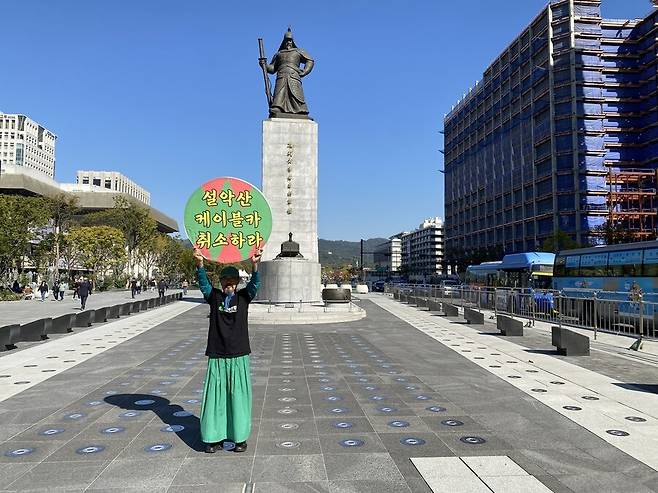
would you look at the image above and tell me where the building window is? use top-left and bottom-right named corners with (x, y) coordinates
top-left (105, 179), bottom-right (112, 189)
top-left (93, 178), bottom-right (101, 186)
top-left (82, 177), bottom-right (89, 184)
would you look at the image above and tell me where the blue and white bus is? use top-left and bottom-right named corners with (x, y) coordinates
top-left (465, 261), bottom-right (502, 287)
top-left (553, 240), bottom-right (658, 302)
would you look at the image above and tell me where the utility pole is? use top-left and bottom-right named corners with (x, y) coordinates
top-left (360, 239), bottom-right (364, 282)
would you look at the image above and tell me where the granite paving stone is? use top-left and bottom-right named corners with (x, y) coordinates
top-left (0, 298), bottom-right (655, 492)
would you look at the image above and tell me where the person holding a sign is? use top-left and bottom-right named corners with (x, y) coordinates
top-left (193, 246), bottom-right (262, 453)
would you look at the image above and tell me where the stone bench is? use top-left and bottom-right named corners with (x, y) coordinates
top-left (147, 298), bottom-right (156, 309)
top-left (415, 297), bottom-right (429, 309)
top-left (1, 324), bottom-right (20, 350)
top-left (74, 310), bottom-right (95, 327)
top-left (399, 294), bottom-right (408, 303)
top-left (552, 326), bottom-right (590, 356)
top-left (496, 314), bottom-right (524, 336)
top-left (154, 297), bottom-right (162, 307)
top-left (140, 299), bottom-right (150, 311)
top-left (322, 288), bottom-right (351, 303)
top-left (393, 291), bottom-right (400, 300)
top-left (94, 307), bottom-right (108, 323)
top-left (428, 299), bottom-right (443, 312)
top-left (107, 305), bottom-right (121, 319)
top-left (464, 307), bottom-right (484, 325)
top-left (131, 301), bottom-right (141, 313)
top-left (407, 296), bottom-right (417, 306)
top-left (20, 318), bottom-right (52, 341)
top-left (443, 303), bottom-right (459, 317)
top-left (119, 303), bottom-right (132, 316)
top-left (51, 314), bottom-right (75, 334)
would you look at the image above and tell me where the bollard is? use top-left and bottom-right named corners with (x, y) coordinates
top-left (639, 294), bottom-right (644, 337)
top-left (593, 293), bottom-right (598, 340)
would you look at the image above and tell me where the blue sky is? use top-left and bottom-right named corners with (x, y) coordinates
top-left (2, 0), bottom-right (651, 240)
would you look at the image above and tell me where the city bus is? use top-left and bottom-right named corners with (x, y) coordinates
top-left (465, 253), bottom-right (555, 289)
top-left (465, 261), bottom-right (502, 287)
top-left (553, 240), bottom-right (658, 302)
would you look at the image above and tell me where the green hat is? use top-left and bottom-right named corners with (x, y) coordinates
top-left (220, 266), bottom-right (240, 279)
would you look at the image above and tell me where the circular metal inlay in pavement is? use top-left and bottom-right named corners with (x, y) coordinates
top-left (39, 428), bottom-right (65, 436)
top-left (119, 411), bottom-right (142, 418)
top-left (276, 441), bottom-right (300, 449)
top-left (145, 443), bottom-right (172, 453)
top-left (531, 389), bottom-right (547, 393)
top-left (333, 421), bottom-right (353, 429)
top-left (401, 437), bottom-right (426, 446)
top-left (339, 439), bottom-right (364, 447)
top-left (101, 427), bottom-right (125, 434)
top-left (563, 406), bottom-right (582, 411)
top-left (388, 420), bottom-right (410, 428)
top-left (441, 420), bottom-right (464, 427)
top-left (581, 396), bottom-right (599, 400)
top-left (173, 411), bottom-right (193, 417)
top-left (460, 436), bottom-right (486, 445)
top-left (377, 407), bottom-right (396, 413)
top-left (161, 425), bottom-right (185, 432)
top-left (134, 400), bottom-right (155, 406)
top-left (427, 406), bottom-right (447, 413)
top-left (625, 416), bottom-right (647, 423)
top-left (329, 408), bottom-right (349, 414)
top-left (5, 448), bottom-right (35, 457)
top-left (606, 430), bottom-right (629, 437)
top-left (280, 423), bottom-right (299, 430)
top-left (76, 445), bottom-right (105, 455)
top-left (277, 408), bottom-right (298, 415)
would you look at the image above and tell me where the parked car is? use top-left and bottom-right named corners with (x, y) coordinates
top-left (372, 280), bottom-right (386, 292)
top-left (439, 279), bottom-right (461, 297)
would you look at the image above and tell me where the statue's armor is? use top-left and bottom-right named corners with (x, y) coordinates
top-left (268, 47), bottom-right (313, 116)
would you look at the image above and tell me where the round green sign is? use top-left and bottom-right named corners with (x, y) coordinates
top-left (184, 177), bottom-right (272, 263)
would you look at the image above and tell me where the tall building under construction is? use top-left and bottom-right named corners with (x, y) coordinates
top-left (444, 0), bottom-right (658, 267)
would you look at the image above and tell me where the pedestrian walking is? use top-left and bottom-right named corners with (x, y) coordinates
top-left (38, 281), bottom-right (49, 302)
top-left (79, 277), bottom-right (91, 310)
top-left (136, 279), bottom-right (141, 295)
top-left (59, 281), bottom-right (68, 301)
top-left (130, 278), bottom-right (137, 299)
top-left (194, 246), bottom-right (262, 454)
top-left (182, 279), bottom-right (189, 296)
top-left (157, 279), bottom-right (167, 299)
top-left (52, 280), bottom-right (60, 301)
top-left (73, 279), bottom-right (80, 299)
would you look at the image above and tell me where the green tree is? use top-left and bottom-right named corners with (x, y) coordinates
top-left (79, 196), bottom-right (157, 275)
top-left (46, 193), bottom-right (80, 275)
top-left (592, 221), bottom-right (640, 245)
top-left (0, 195), bottom-right (52, 282)
top-left (541, 230), bottom-right (581, 253)
top-left (69, 226), bottom-right (126, 286)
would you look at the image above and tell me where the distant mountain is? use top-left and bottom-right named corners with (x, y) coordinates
top-left (318, 238), bottom-right (388, 268)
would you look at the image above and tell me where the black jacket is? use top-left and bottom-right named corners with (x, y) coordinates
top-left (197, 267), bottom-right (260, 358)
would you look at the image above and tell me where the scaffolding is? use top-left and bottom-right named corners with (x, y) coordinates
top-left (605, 168), bottom-right (657, 238)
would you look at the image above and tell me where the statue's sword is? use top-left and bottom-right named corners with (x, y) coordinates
top-left (258, 38), bottom-right (273, 107)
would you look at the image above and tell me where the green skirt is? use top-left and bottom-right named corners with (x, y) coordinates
top-left (200, 355), bottom-right (252, 444)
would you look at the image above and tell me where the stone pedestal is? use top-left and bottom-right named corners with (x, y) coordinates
top-left (262, 118), bottom-right (318, 263)
top-left (256, 259), bottom-right (321, 302)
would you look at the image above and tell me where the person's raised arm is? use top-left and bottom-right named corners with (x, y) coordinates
top-left (246, 248), bottom-right (263, 301)
top-left (193, 248), bottom-right (213, 300)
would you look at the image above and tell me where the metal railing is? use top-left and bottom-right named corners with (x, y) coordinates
top-left (388, 284), bottom-right (656, 340)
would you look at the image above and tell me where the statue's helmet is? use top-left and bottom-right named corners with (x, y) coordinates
top-left (278, 28), bottom-right (298, 50)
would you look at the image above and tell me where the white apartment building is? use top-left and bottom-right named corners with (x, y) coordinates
top-left (401, 217), bottom-right (445, 280)
top-left (0, 111), bottom-right (57, 178)
top-left (76, 170), bottom-right (150, 205)
top-left (373, 233), bottom-right (405, 274)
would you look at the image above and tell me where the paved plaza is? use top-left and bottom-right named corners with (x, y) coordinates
top-left (0, 294), bottom-right (657, 492)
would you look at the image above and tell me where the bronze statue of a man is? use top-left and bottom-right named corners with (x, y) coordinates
top-left (259, 29), bottom-right (314, 118)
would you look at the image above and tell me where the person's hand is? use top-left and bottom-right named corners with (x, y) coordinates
top-left (251, 248), bottom-right (263, 266)
top-left (193, 247), bottom-right (204, 267)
